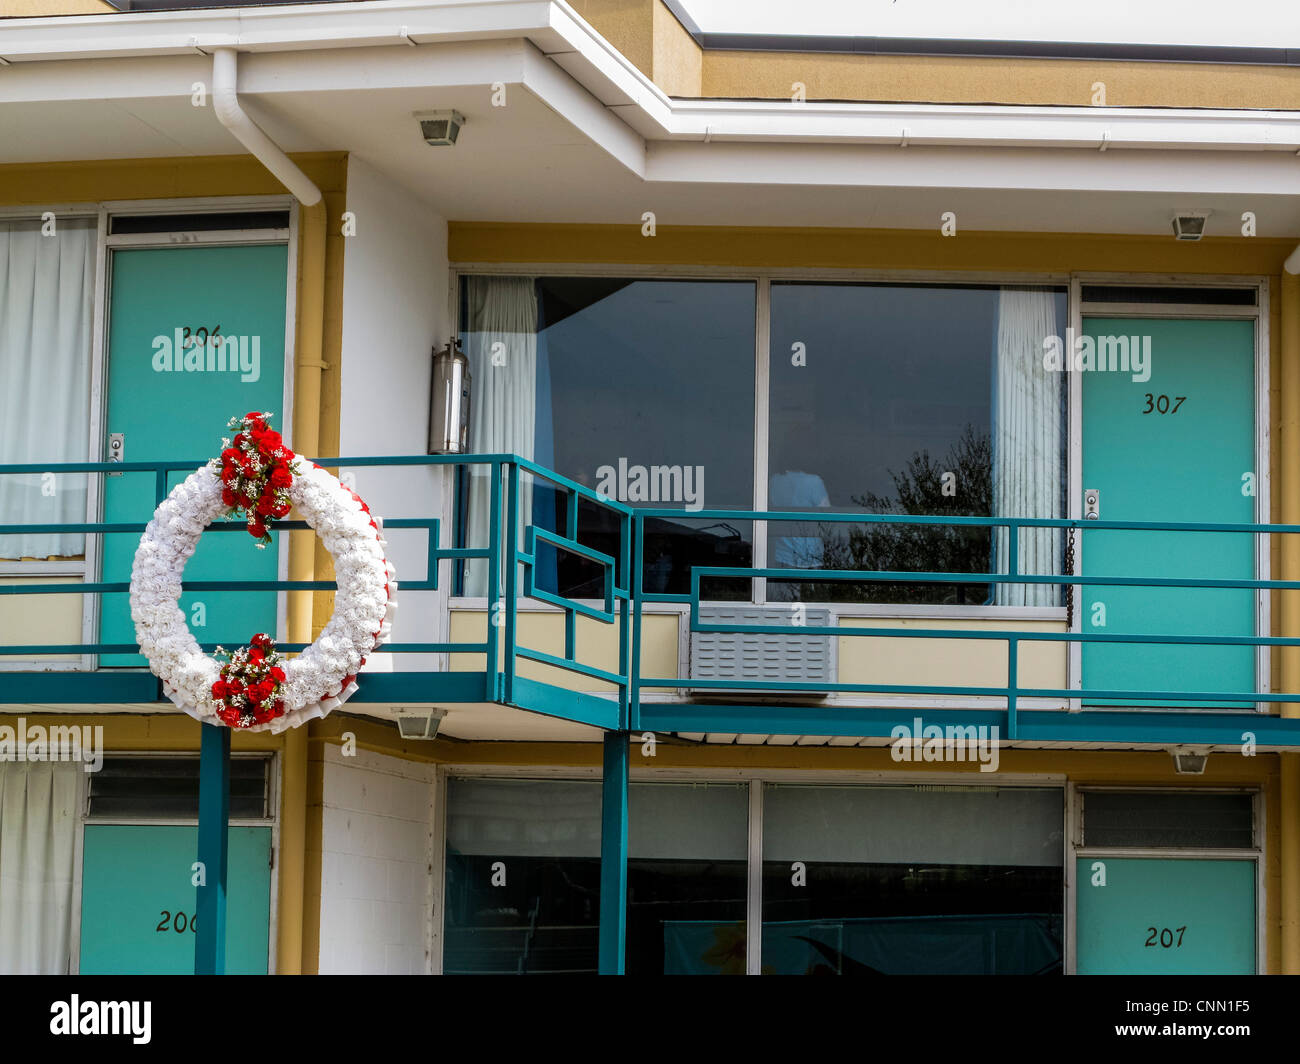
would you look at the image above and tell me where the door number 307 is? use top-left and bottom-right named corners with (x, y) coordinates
top-left (1145, 925), bottom-right (1186, 948)
top-left (1142, 394), bottom-right (1186, 414)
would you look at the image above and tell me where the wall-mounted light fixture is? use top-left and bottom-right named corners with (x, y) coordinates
top-left (428, 338), bottom-right (471, 454)
top-left (1171, 209), bottom-right (1212, 241)
top-left (1170, 746), bottom-right (1210, 774)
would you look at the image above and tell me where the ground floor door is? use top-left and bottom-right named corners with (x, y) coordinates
top-left (1075, 856), bottom-right (1256, 973)
top-left (99, 242), bottom-right (288, 665)
top-left (1080, 316), bottom-right (1257, 706)
top-left (78, 824), bottom-right (272, 974)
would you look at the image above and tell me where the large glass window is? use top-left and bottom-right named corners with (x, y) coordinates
top-left (443, 777), bottom-right (602, 975)
top-left (457, 277), bottom-right (756, 600)
top-left (761, 784), bottom-right (1064, 974)
top-left (443, 777), bottom-right (749, 975)
top-left (0, 217), bottom-right (96, 560)
top-left (628, 781), bottom-right (748, 975)
top-left (455, 274), bottom-right (1069, 608)
top-left (768, 282), bottom-right (1067, 605)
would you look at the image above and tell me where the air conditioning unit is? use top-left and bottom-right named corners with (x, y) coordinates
top-left (689, 605), bottom-right (833, 697)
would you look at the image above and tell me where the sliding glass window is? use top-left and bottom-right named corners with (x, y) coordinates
top-left (456, 277), bottom-right (756, 600)
top-left (455, 274), bottom-right (1068, 607)
top-left (768, 282), bottom-right (1067, 605)
top-left (762, 784), bottom-right (1064, 974)
top-left (443, 777), bottom-right (749, 975)
top-left (443, 777), bottom-right (602, 974)
top-left (628, 781), bottom-right (748, 975)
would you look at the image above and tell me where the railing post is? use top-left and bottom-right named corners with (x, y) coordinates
top-left (195, 722), bottom-right (230, 975)
top-left (617, 508), bottom-right (631, 731)
top-left (503, 462), bottom-right (519, 705)
top-left (629, 514), bottom-right (643, 733)
top-left (598, 730), bottom-right (629, 975)
top-left (484, 462), bottom-right (502, 702)
top-left (1007, 637), bottom-right (1019, 741)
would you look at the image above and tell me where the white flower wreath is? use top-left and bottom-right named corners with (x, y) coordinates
top-left (129, 461), bottom-right (397, 733)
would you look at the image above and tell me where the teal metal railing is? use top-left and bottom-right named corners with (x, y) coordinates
top-left (6, 453), bottom-right (1300, 746)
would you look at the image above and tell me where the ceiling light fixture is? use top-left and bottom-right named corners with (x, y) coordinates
top-left (415, 110), bottom-right (465, 147)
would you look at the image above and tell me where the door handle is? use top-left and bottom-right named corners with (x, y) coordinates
top-left (108, 432), bottom-right (124, 477)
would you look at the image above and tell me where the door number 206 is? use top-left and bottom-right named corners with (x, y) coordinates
top-left (1142, 394), bottom-right (1186, 414)
top-left (1145, 925), bottom-right (1186, 948)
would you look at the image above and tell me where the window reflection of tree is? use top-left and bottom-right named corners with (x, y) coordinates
top-left (778, 425), bottom-right (993, 605)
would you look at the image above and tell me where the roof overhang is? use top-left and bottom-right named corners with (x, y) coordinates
top-left (3, 0), bottom-right (1300, 236)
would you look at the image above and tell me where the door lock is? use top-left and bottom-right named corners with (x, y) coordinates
top-left (1084, 488), bottom-right (1100, 521)
top-left (107, 433), bottom-right (124, 477)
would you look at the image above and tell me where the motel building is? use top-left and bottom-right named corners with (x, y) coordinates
top-left (2, 0), bottom-right (1300, 978)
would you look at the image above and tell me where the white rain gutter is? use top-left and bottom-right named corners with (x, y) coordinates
top-left (210, 46), bottom-right (321, 206)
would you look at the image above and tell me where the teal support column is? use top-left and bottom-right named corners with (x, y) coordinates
top-left (195, 723), bottom-right (230, 975)
top-left (598, 730), bottom-right (629, 975)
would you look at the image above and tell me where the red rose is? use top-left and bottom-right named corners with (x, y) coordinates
top-left (211, 679), bottom-right (228, 700)
top-left (249, 521), bottom-right (268, 539)
top-left (248, 647), bottom-right (265, 664)
top-left (269, 666), bottom-right (286, 684)
top-left (251, 633), bottom-right (271, 649)
top-left (221, 487), bottom-right (237, 507)
top-left (226, 679), bottom-right (244, 696)
top-left (232, 432), bottom-right (247, 447)
top-left (250, 680), bottom-right (275, 704)
top-left (256, 494), bottom-right (276, 516)
top-left (220, 464), bottom-right (238, 484)
top-left (269, 466), bottom-right (293, 489)
top-left (272, 501), bottom-right (291, 519)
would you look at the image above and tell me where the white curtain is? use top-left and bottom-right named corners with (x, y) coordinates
top-left (0, 760), bottom-right (78, 974)
top-left (993, 288), bottom-right (1063, 607)
top-left (0, 218), bottom-right (96, 560)
top-left (463, 276), bottom-right (538, 597)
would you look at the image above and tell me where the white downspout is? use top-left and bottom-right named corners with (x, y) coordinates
top-left (211, 47), bottom-right (322, 206)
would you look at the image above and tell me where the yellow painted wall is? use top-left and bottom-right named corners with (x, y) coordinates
top-left (0, 712), bottom-right (282, 751)
top-left (650, 0), bottom-right (702, 97)
top-left (701, 51), bottom-right (1300, 109)
top-left (449, 608), bottom-right (678, 692)
top-left (447, 608), bottom-right (1066, 700)
top-left (0, 576), bottom-right (81, 662)
top-left (0, 0), bottom-right (112, 15)
top-left (838, 617), bottom-right (1067, 700)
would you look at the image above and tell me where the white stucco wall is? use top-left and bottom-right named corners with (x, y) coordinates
top-left (339, 156), bottom-right (450, 670)
top-left (316, 745), bottom-right (436, 975)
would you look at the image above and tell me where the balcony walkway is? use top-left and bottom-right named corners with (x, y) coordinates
top-left (4, 452), bottom-right (1300, 749)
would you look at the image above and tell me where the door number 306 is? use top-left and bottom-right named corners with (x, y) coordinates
top-left (1145, 925), bottom-right (1186, 948)
top-left (1142, 394), bottom-right (1186, 414)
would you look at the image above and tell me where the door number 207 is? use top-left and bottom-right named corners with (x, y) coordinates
top-left (1145, 925), bottom-right (1186, 948)
top-left (1142, 394), bottom-right (1186, 414)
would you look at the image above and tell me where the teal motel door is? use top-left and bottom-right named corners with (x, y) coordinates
top-left (99, 243), bottom-right (288, 665)
top-left (1080, 317), bottom-right (1257, 707)
top-left (1076, 857), bottom-right (1256, 974)
top-left (79, 825), bottom-right (273, 974)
